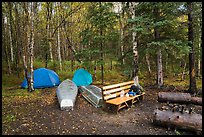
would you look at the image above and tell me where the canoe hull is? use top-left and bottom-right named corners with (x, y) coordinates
top-left (56, 79), bottom-right (78, 111)
top-left (79, 85), bottom-right (103, 108)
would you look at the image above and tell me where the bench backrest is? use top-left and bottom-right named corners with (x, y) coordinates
top-left (102, 81), bottom-right (134, 101)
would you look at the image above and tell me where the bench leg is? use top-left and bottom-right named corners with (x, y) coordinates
top-left (108, 103), bottom-right (129, 114)
top-left (139, 95), bottom-right (144, 101)
top-left (106, 104), bottom-right (118, 114)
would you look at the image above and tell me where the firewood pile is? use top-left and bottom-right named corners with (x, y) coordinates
top-left (153, 92), bottom-right (202, 135)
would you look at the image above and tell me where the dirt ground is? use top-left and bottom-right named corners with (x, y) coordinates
top-left (2, 85), bottom-right (202, 135)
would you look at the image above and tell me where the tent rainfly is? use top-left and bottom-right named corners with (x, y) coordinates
top-left (21, 68), bottom-right (60, 89)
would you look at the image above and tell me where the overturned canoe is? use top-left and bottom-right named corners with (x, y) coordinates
top-left (79, 85), bottom-right (103, 108)
top-left (56, 79), bottom-right (78, 111)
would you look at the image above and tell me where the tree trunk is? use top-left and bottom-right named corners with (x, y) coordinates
top-left (99, 2), bottom-right (104, 85)
top-left (197, 16), bottom-right (202, 77)
top-left (145, 53), bottom-right (151, 76)
top-left (197, 44), bottom-right (201, 77)
top-left (2, 14), bottom-right (12, 74)
top-left (158, 92), bottom-right (202, 106)
top-left (71, 56), bottom-right (74, 71)
top-left (153, 6), bottom-right (163, 88)
top-left (153, 109), bottom-right (202, 134)
top-left (63, 21), bottom-right (81, 63)
top-left (24, 2), bottom-right (31, 91)
top-left (28, 2), bottom-right (36, 92)
top-left (57, 29), bottom-right (62, 71)
top-left (110, 60), bottom-right (113, 70)
top-left (9, 19), bottom-right (14, 64)
top-left (14, 3), bottom-right (21, 78)
top-left (165, 54), bottom-right (168, 73)
top-left (23, 55), bottom-right (29, 88)
top-left (130, 2), bottom-right (139, 80)
top-left (57, 2), bottom-right (62, 71)
top-left (129, 2), bottom-right (140, 84)
top-left (187, 2), bottom-right (197, 94)
top-left (157, 49), bottom-right (163, 88)
top-left (181, 58), bottom-right (187, 81)
top-left (47, 2), bottom-right (53, 63)
top-left (120, 27), bottom-right (125, 65)
top-left (93, 65), bottom-right (96, 80)
top-left (118, 2), bottom-right (125, 65)
top-left (197, 25), bottom-right (201, 77)
top-left (8, 2), bottom-right (14, 65)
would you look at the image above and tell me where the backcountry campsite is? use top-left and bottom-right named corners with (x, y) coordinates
top-left (2, 2), bottom-right (202, 135)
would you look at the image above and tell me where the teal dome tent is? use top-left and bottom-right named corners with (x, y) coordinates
top-left (72, 68), bottom-right (93, 86)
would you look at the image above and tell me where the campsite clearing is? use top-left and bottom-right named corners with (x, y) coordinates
top-left (2, 85), bottom-right (201, 135)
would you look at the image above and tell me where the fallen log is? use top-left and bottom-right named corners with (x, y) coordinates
top-left (191, 97), bottom-right (202, 105)
top-left (153, 109), bottom-right (202, 134)
top-left (158, 92), bottom-right (202, 106)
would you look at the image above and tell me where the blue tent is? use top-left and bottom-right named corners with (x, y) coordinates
top-left (72, 68), bottom-right (93, 86)
top-left (21, 68), bottom-right (60, 89)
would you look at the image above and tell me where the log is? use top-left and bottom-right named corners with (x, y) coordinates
top-left (191, 97), bottom-right (202, 105)
top-left (158, 92), bottom-right (202, 106)
top-left (153, 109), bottom-right (202, 134)
top-left (158, 92), bottom-right (192, 103)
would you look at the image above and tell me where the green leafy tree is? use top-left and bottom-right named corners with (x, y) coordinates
top-left (80, 2), bottom-right (118, 84)
top-left (128, 2), bottom-right (190, 88)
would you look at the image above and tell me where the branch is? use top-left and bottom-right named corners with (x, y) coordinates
top-left (118, 49), bottom-right (132, 61)
top-left (62, 23), bottom-right (81, 63)
top-left (51, 3), bottom-right (84, 37)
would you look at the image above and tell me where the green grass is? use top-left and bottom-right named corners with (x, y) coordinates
top-left (2, 74), bottom-right (23, 87)
top-left (2, 114), bottom-right (16, 124)
top-left (2, 88), bottom-right (42, 97)
top-left (2, 59), bottom-right (202, 97)
top-left (164, 76), bottom-right (202, 89)
top-left (56, 69), bottom-right (74, 82)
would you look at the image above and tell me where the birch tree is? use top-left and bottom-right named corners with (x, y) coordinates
top-left (129, 2), bottom-right (140, 84)
top-left (46, 2), bottom-right (53, 62)
top-left (145, 53), bottom-right (152, 76)
top-left (117, 2), bottom-right (125, 65)
top-left (22, 2), bottom-right (29, 90)
top-left (28, 2), bottom-right (37, 92)
top-left (57, 2), bottom-right (62, 70)
top-left (2, 5), bottom-right (12, 74)
top-left (8, 3), bottom-right (14, 65)
top-left (154, 5), bottom-right (163, 88)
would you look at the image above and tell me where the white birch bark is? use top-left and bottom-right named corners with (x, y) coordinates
top-left (118, 2), bottom-right (125, 65)
top-left (29, 2), bottom-right (36, 91)
top-left (145, 53), bottom-right (151, 75)
top-left (23, 55), bottom-right (28, 87)
top-left (8, 3), bottom-right (14, 63)
top-left (197, 43), bottom-right (201, 77)
top-left (3, 15), bottom-right (12, 74)
top-left (47, 3), bottom-right (53, 62)
top-left (57, 2), bottom-right (62, 70)
top-left (9, 23), bottom-right (14, 63)
top-left (157, 48), bottom-right (163, 88)
top-left (24, 2), bottom-right (31, 90)
top-left (130, 2), bottom-right (139, 83)
top-left (181, 59), bottom-right (186, 81)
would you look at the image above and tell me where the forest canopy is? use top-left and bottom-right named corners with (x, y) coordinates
top-left (2, 2), bottom-right (202, 92)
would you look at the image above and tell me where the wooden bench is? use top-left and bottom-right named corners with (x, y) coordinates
top-left (101, 81), bottom-right (145, 114)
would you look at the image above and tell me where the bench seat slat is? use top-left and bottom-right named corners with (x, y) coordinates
top-left (102, 81), bottom-right (134, 90)
top-left (103, 85), bottom-right (131, 95)
top-left (104, 88), bottom-right (131, 100)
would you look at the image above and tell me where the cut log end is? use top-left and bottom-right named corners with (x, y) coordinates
top-left (153, 109), bottom-right (202, 134)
